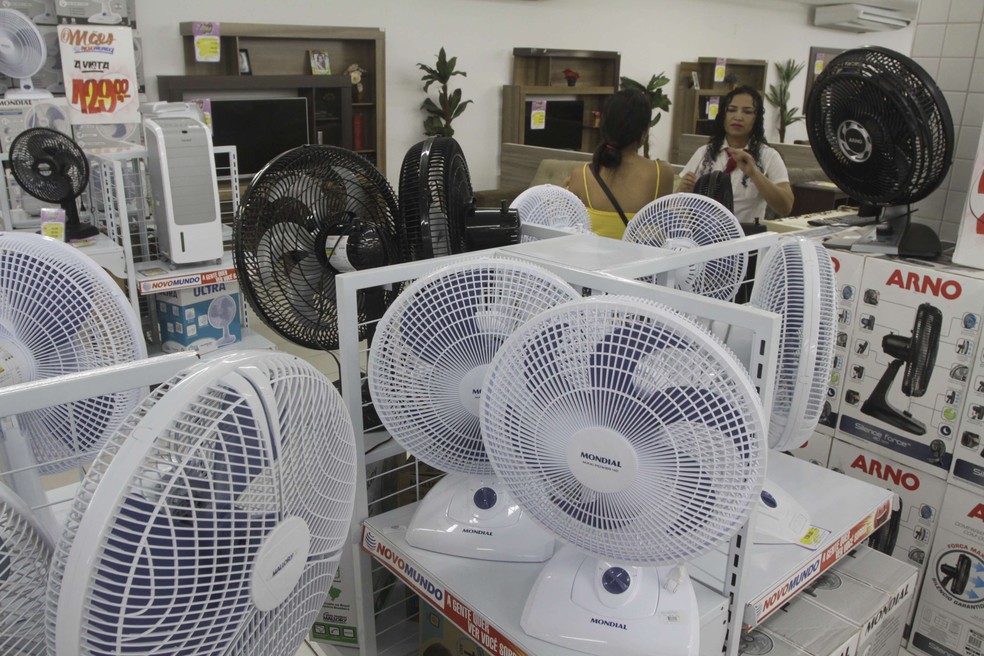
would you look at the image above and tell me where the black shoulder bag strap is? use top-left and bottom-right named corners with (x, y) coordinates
top-left (589, 164), bottom-right (629, 226)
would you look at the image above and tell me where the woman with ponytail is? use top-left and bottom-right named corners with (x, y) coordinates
top-left (567, 88), bottom-right (674, 239)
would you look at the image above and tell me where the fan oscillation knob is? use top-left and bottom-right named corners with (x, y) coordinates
top-left (473, 486), bottom-right (497, 510)
top-left (760, 490), bottom-right (778, 509)
top-left (601, 566), bottom-right (631, 595)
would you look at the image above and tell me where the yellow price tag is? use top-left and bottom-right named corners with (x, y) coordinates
top-left (799, 527), bottom-right (822, 546)
top-left (194, 35), bottom-right (221, 63)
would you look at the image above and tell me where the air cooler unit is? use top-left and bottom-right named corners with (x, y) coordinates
top-left (813, 4), bottom-right (912, 32)
top-left (143, 102), bottom-right (223, 265)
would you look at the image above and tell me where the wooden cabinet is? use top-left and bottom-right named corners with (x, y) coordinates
top-left (175, 22), bottom-right (385, 171)
top-left (670, 57), bottom-right (767, 162)
top-left (501, 48), bottom-right (620, 156)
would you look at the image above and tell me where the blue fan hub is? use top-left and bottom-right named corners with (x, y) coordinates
top-left (760, 490), bottom-right (778, 509)
top-left (602, 567), bottom-right (631, 595)
top-left (473, 486), bottom-right (497, 510)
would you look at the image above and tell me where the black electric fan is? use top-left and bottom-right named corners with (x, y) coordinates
top-left (693, 170), bottom-right (734, 214)
top-left (806, 47), bottom-right (953, 259)
top-left (233, 145), bottom-right (402, 351)
top-left (398, 135), bottom-right (518, 261)
top-left (8, 127), bottom-right (97, 241)
top-left (940, 554), bottom-right (972, 595)
top-left (861, 302), bottom-right (943, 436)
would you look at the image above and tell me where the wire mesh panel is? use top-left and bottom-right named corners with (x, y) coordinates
top-left (510, 184), bottom-right (590, 243)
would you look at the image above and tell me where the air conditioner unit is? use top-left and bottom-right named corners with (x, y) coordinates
top-left (142, 102), bottom-right (224, 265)
top-left (813, 4), bottom-right (912, 32)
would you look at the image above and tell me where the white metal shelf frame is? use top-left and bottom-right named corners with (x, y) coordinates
top-left (334, 232), bottom-right (784, 656)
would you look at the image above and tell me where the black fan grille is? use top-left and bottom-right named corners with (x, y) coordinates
top-left (8, 127), bottom-right (89, 204)
top-left (903, 302), bottom-right (943, 397)
top-left (806, 47), bottom-right (953, 205)
top-left (233, 145), bottom-right (402, 350)
top-left (398, 136), bottom-right (472, 260)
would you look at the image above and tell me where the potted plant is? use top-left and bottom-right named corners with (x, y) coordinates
top-left (765, 58), bottom-right (806, 143)
top-left (417, 47), bottom-right (473, 137)
top-left (563, 68), bottom-right (580, 86)
top-left (619, 73), bottom-right (672, 159)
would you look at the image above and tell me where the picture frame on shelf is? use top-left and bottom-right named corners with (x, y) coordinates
top-left (238, 48), bottom-right (252, 76)
top-left (309, 49), bottom-right (331, 76)
top-left (804, 47), bottom-right (842, 107)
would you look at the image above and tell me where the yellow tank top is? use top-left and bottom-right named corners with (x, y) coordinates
top-left (582, 162), bottom-right (661, 239)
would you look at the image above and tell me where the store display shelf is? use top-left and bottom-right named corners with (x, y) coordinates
top-left (362, 504), bottom-right (729, 656)
top-left (133, 251), bottom-right (238, 295)
top-left (70, 232), bottom-right (127, 279)
top-left (688, 451), bottom-right (893, 630)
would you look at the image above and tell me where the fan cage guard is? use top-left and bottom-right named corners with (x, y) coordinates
top-left (481, 296), bottom-right (766, 565)
top-left (623, 193), bottom-right (748, 301)
top-left (368, 258), bottom-right (580, 476)
top-left (0, 232), bottom-right (146, 472)
top-left (234, 145), bottom-right (402, 351)
top-left (9, 127), bottom-right (89, 205)
top-left (398, 136), bottom-right (473, 260)
top-left (45, 352), bottom-right (358, 656)
top-left (805, 46), bottom-right (953, 206)
top-left (510, 184), bottom-right (591, 243)
top-left (749, 238), bottom-right (836, 450)
top-left (0, 9), bottom-right (47, 80)
top-left (0, 482), bottom-right (52, 656)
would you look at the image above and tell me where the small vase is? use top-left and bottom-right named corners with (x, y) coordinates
top-left (567, 79), bottom-right (576, 87)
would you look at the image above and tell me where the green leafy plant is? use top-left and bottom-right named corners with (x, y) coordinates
top-left (619, 73), bottom-right (672, 158)
top-left (765, 59), bottom-right (806, 143)
top-left (417, 47), bottom-right (473, 137)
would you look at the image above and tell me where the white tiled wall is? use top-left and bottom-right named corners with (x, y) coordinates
top-left (911, 0), bottom-right (984, 243)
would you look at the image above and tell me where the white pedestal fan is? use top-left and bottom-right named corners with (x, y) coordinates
top-left (0, 9), bottom-right (53, 100)
top-left (481, 295), bottom-right (767, 656)
top-left (367, 258), bottom-right (580, 562)
top-left (510, 184), bottom-right (591, 243)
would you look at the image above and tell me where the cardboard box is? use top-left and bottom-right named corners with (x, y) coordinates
top-left (805, 545), bottom-right (919, 656)
top-left (0, 97), bottom-right (71, 152)
top-left (837, 257), bottom-right (984, 477)
top-left (791, 431), bottom-right (834, 468)
top-left (827, 439), bottom-right (947, 643)
top-left (950, 287), bottom-right (984, 490)
top-left (909, 482), bottom-right (984, 656)
top-left (743, 593), bottom-right (858, 656)
top-left (55, 0), bottom-right (130, 25)
top-left (156, 282), bottom-right (241, 354)
top-left (817, 249), bottom-right (871, 437)
top-left (419, 600), bottom-right (482, 656)
top-left (2, 0), bottom-right (57, 25)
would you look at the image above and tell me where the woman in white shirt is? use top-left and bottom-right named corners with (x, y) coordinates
top-left (679, 86), bottom-right (794, 224)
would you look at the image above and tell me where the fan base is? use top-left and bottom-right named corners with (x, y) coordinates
top-left (66, 222), bottom-right (100, 242)
top-left (755, 478), bottom-right (816, 547)
top-left (3, 87), bottom-right (54, 101)
top-left (861, 399), bottom-right (927, 436)
top-left (406, 473), bottom-right (555, 562)
top-left (851, 214), bottom-right (942, 259)
top-left (521, 545), bottom-right (699, 656)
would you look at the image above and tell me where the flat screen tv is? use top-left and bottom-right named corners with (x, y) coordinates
top-left (523, 98), bottom-right (584, 151)
top-left (208, 97), bottom-right (310, 178)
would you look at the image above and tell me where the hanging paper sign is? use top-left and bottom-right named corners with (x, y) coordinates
top-left (530, 99), bottom-right (546, 130)
top-left (714, 57), bottom-right (727, 83)
top-left (58, 24), bottom-right (139, 125)
top-left (814, 53), bottom-right (828, 76)
top-left (192, 22), bottom-right (221, 63)
top-left (707, 96), bottom-right (720, 120)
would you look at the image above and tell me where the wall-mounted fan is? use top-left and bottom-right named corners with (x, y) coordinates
top-left (806, 47), bottom-right (953, 259)
top-left (0, 9), bottom-right (53, 100)
top-left (861, 302), bottom-right (942, 435)
top-left (234, 145), bottom-right (402, 351)
top-left (622, 193), bottom-right (747, 301)
top-left (481, 296), bottom-right (766, 655)
top-left (0, 232), bottom-right (146, 481)
top-left (367, 258), bottom-right (580, 561)
top-left (398, 136), bottom-right (518, 261)
top-left (8, 127), bottom-right (97, 242)
top-left (693, 170), bottom-right (734, 215)
top-left (723, 237), bottom-right (836, 545)
top-left (45, 350), bottom-right (358, 656)
top-left (0, 480), bottom-right (53, 656)
top-left (510, 184), bottom-right (591, 242)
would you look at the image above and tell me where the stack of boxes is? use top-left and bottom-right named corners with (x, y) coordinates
top-left (789, 236), bottom-right (984, 654)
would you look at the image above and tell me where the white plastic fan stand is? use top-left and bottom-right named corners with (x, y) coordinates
top-left (522, 544), bottom-right (698, 656)
top-left (88, 0), bottom-right (122, 24)
top-left (754, 482), bottom-right (814, 545)
top-left (407, 473), bottom-right (555, 561)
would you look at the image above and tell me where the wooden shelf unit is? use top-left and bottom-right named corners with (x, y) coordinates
top-left (502, 48), bottom-right (620, 156)
top-left (670, 57), bottom-right (767, 162)
top-left (176, 22), bottom-right (385, 171)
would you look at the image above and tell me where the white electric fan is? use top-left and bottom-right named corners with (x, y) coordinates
top-left (481, 295), bottom-right (767, 656)
top-left (731, 236), bottom-right (836, 545)
top-left (510, 184), bottom-right (591, 243)
top-left (45, 350), bottom-right (358, 656)
top-left (0, 9), bottom-right (53, 100)
top-left (0, 232), bottom-right (146, 534)
top-left (367, 258), bottom-right (580, 561)
top-left (207, 294), bottom-right (239, 347)
top-left (622, 193), bottom-right (746, 301)
top-left (0, 480), bottom-right (53, 656)
top-left (88, 0), bottom-right (122, 25)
